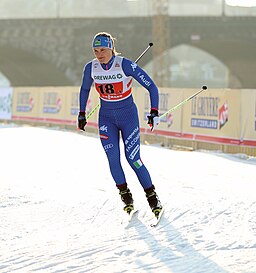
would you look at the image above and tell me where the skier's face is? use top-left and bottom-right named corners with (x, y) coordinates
top-left (93, 47), bottom-right (113, 64)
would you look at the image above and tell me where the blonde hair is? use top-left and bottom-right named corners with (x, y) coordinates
top-left (93, 32), bottom-right (120, 56)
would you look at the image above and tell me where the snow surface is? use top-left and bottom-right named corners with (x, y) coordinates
top-left (0, 125), bottom-right (256, 273)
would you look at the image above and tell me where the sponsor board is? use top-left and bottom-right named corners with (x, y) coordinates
top-left (0, 87), bottom-right (13, 120)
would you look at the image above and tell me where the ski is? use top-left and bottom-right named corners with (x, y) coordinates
top-left (122, 209), bottom-right (138, 227)
top-left (150, 207), bottom-right (164, 227)
top-left (127, 209), bottom-right (138, 222)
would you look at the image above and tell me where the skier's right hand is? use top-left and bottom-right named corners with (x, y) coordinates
top-left (78, 112), bottom-right (87, 131)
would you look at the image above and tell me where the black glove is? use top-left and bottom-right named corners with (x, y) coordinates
top-left (147, 109), bottom-right (160, 131)
top-left (78, 111), bottom-right (87, 131)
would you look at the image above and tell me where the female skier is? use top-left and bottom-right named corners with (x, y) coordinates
top-left (78, 32), bottom-right (162, 217)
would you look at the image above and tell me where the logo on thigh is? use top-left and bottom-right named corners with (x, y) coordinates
top-left (100, 124), bottom-right (109, 140)
top-left (133, 159), bottom-right (143, 169)
top-left (100, 125), bottom-right (108, 132)
top-left (103, 143), bottom-right (114, 152)
top-left (129, 145), bottom-right (140, 160)
top-left (100, 134), bottom-right (109, 140)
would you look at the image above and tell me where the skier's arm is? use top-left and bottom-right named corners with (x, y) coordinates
top-left (78, 62), bottom-right (93, 131)
top-left (122, 58), bottom-right (159, 110)
top-left (79, 62), bottom-right (93, 112)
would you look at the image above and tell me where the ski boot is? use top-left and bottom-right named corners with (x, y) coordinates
top-left (117, 183), bottom-right (134, 214)
top-left (145, 185), bottom-right (163, 218)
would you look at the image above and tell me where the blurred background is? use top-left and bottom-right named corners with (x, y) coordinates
top-left (0, 0), bottom-right (256, 89)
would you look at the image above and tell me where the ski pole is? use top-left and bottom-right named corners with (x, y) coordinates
top-left (135, 42), bottom-right (153, 63)
top-left (159, 85), bottom-right (207, 119)
top-left (86, 42), bottom-right (154, 120)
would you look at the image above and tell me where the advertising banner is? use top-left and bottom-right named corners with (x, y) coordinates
top-left (182, 89), bottom-right (241, 139)
top-left (39, 88), bottom-right (66, 121)
top-left (7, 86), bottom-right (256, 149)
top-left (57, 87), bottom-right (78, 125)
top-left (66, 88), bottom-right (79, 120)
top-left (157, 88), bottom-right (183, 134)
top-left (240, 89), bottom-right (256, 142)
top-left (0, 87), bottom-right (13, 120)
top-left (11, 86), bottom-right (101, 126)
top-left (12, 87), bottom-right (40, 121)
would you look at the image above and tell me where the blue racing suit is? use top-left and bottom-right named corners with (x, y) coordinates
top-left (79, 55), bottom-right (159, 190)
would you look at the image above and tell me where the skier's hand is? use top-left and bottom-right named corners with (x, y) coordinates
top-left (78, 111), bottom-right (87, 131)
top-left (147, 109), bottom-right (160, 131)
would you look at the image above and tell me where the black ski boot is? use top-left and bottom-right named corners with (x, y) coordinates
top-left (145, 185), bottom-right (162, 217)
top-left (117, 183), bottom-right (134, 214)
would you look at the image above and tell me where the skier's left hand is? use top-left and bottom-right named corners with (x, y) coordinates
top-left (147, 109), bottom-right (160, 131)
